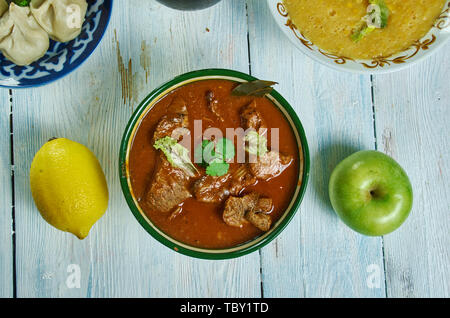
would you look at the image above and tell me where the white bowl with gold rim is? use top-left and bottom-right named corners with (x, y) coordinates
top-left (267, 0), bottom-right (450, 74)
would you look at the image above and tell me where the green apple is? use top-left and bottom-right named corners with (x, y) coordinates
top-left (329, 150), bottom-right (413, 236)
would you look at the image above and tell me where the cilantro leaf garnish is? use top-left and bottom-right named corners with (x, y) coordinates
top-left (215, 137), bottom-right (235, 161)
top-left (194, 138), bottom-right (235, 177)
top-left (12, 0), bottom-right (31, 7)
top-left (154, 136), bottom-right (198, 177)
top-left (206, 161), bottom-right (230, 177)
top-left (194, 140), bottom-right (217, 167)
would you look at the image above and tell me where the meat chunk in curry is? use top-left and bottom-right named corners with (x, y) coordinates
top-left (249, 151), bottom-right (293, 180)
top-left (241, 100), bottom-right (267, 133)
top-left (145, 97), bottom-right (193, 213)
top-left (223, 192), bottom-right (273, 231)
top-left (146, 156), bottom-right (192, 213)
top-left (205, 90), bottom-right (224, 122)
top-left (241, 101), bottom-right (293, 180)
top-left (192, 173), bottom-right (232, 204)
top-left (193, 165), bottom-right (257, 204)
top-left (152, 96), bottom-right (189, 142)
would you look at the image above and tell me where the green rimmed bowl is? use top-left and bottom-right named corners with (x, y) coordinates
top-left (119, 69), bottom-right (310, 259)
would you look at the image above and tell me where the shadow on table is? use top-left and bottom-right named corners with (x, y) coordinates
top-left (310, 140), bottom-right (360, 217)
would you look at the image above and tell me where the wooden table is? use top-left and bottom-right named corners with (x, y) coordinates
top-left (0, 1), bottom-right (448, 298)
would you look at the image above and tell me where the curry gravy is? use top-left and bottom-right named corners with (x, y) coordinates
top-left (128, 80), bottom-right (300, 249)
top-left (283, 0), bottom-right (446, 59)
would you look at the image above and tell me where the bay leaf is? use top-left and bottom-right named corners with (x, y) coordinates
top-left (232, 80), bottom-right (278, 97)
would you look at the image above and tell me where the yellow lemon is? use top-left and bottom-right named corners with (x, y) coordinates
top-left (30, 138), bottom-right (108, 239)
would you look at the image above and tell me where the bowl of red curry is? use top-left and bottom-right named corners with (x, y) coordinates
top-left (119, 69), bottom-right (310, 259)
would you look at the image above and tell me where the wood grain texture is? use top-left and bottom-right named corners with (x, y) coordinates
top-left (2, 0), bottom-right (449, 298)
top-left (373, 42), bottom-right (450, 298)
top-left (0, 89), bottom-right (13, 297)
top-left (246, 0), bottom-right (386, 297)
top-left (12, 0), bottom-right (261, 297)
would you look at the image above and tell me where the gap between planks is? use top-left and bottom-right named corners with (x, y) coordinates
top-left (244, 0), bottom-right (264, 299)
top-left (370, 75), bottom-right (388, 298)
top-left (8, 88), bottom-right (17, 298)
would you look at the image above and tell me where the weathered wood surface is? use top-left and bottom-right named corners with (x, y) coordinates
top-left (373, 43), bottom-right (450, 298)
top-left (247, 0), bottom-right (385, 297)
top-left (11, 0), bottom-right (260, 298)
top-left (0, 89), bottom-right (12, 298)
top-left (0, 0), bottom-right (448, 298)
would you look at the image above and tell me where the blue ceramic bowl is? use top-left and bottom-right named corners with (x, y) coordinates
top-left (0, 0), bottom-right (113, 88)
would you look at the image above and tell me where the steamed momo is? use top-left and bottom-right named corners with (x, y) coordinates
top-left (0, 3), bottom-right (49, 66)
top-left (30, 0), bottom-right (88, 43)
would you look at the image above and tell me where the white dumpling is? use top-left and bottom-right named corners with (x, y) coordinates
top-left (0, 0), bottom-right (11, 40)
top-left (30, 0), bottom-right (88, 43)
top-left (0, 3), bottom-right (50, 66)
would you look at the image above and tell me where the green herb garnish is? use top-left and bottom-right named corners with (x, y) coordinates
top-left (351, 22), bottom-right (376, 43)
top-left (215, 137), bottom-right (235, 161)
top-left (352, 0), bottom-right (390, 43)
top-left (206, 161), bottom-right (230, 177)
top-left (232, 80), bottom-right (278, 97)
top-left (372, 0), bottom-right (390, 28)
top-left (11, 0), bottom-right (31, 6)
top-left (194, 139), bottom-right (216, 167)
top-left (154, 136), bottom-right (198, 177)
top-left (194, 138), bottom-right (235, 177)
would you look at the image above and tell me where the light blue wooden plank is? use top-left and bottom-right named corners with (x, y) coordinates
top-left (0, 89), bottom-right (13, 297)
top-left (13, 0), bottom-right (260, 297)
top-left (247, 0), bottom-right (386, 297)
top-left (373, 42), bottom-right (450, 298)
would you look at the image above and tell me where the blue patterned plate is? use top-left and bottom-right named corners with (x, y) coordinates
top-left (0, 0), bottom-right (113, 88)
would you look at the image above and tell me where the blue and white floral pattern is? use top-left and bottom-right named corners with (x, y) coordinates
top-left (0, 0), bottom-right (112, 88)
